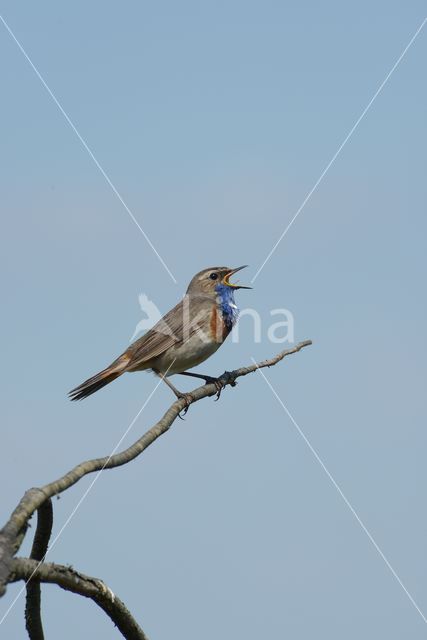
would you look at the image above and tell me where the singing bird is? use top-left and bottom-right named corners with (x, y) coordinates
top-left (69, 266), bottom-right (251, 401)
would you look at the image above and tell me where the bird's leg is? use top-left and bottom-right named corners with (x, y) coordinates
top-left (178, 371), bottom-right (227, 400)
top-left (154, 370), bottom-right (194, 417)
top-left (159, 375), bottom-right (184, 397)
top-left (178, 371), bottom-right (219, 384)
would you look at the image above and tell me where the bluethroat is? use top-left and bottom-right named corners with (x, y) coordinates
top-left (69, 266), bottom-right (251, 401)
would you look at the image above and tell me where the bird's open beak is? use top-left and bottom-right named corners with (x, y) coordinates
top-left (222, 265), bottom-right (252, 289)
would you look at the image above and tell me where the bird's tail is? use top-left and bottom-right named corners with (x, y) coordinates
top-left (68, 354), bottom-right (129, 401)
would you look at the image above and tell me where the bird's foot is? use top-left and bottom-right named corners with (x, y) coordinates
top-left (214, 380), bottom-right (224, 401)
top-left (198, 375), bottom-right (223, 398)
top-left (176, 392), bottom-right (194, 418)
top-left (211, 371), bottom-right (237, 401)
top-left (221, 370), bottom-right (238, 388)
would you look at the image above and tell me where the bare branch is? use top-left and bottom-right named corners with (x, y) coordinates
top-left (0, 340), bottom-right (312, 599)
top-left (25, 499), bottom-right (53, 640)
top-left (11, 558), bottom-right (149, 640)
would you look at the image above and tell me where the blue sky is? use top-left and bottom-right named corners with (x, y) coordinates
top-left (1, 2), bottom-right (426, 638)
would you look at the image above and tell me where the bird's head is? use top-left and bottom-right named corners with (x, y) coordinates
top-left (186, 266), bottom-right (252, 296)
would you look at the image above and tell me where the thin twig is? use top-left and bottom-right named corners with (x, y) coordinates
top-left (11, 558), bottom-right (148, 640)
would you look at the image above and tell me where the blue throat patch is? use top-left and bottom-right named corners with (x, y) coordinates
top-left (215, 284), bottom-right (239, 331)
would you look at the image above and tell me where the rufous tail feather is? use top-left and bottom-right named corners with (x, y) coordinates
top-left (69, 355), bottom-right (129, 401)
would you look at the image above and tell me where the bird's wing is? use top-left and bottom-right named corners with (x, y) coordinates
top-left (124, 296), bottom-right (213, 369)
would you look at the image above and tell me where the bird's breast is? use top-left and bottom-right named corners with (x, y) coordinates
top-left (153, 331), bottom-right (221, 374)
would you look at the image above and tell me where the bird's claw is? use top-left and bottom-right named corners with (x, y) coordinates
top-left (199, 375), bottom-right (224, 400)
top-left (177, 392), bottom-right (194, 418)
top-left (214, 379), bottom-right (224, 401)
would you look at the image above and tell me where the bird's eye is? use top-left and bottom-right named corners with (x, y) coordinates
top-left (209, 272), bottom-right (218, 280)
